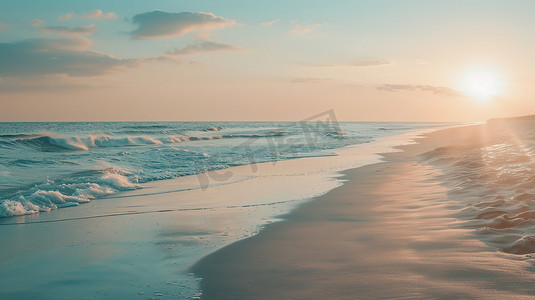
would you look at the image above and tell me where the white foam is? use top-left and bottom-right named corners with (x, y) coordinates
top-left (0, 168), bottom-right (139, 217)
top-left (100, 171), bottom-right (138, 189)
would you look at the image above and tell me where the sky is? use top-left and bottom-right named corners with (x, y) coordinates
top-left (1, 0), bottom-right (535, 122)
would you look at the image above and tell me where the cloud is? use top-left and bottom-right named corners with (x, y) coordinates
top-left (131, 10), bottom-right (236, 39)
top-left (0, 22), bottom-right (9, 31)
top-left (291, 77), bottom-right (331, 83)
top-left (312, 60), bottom-right (393, 68)
top-left (0, 37), bottom-right (137, 77)
top-left (41, 24), bottom-right (97, 36)
top-left (166, 40), bottom-right (242, 55)
top-left (58, 13), bottom-right (74, 21)
top-left (55, 10), bottom-right (117, 22)
top-left (143, 56), bottom-right (204, 66)
top-left (292, 23), bottom-right (323, 34)
top-left (31, 19), bottom-right (45, 27)
top-left (82, 9), bottom-right (117, 20)
top-left (347, 60), bottom-right (393, 67)
top-left (376, 84), bottom-right (462, 97)
top-left (261, 19), bottom-right (279, 27)
top-left (0, 76), bottom-right (97, 93)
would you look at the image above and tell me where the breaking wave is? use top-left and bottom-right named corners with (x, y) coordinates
top-left (0, 121), bottom-right (441, 218)
top-left (8, 131), bottom-right (294, 152)
top-left (0, 167), bottom-right (138, 217)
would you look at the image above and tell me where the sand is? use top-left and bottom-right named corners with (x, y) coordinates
top-left (0, 127), bottom-right (421, 299)
top-left (4, 121), bottom-right (535, 299)
top-left (192, 122), bottom-right (535, 299)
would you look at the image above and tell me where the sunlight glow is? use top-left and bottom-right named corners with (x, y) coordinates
top-left (460, 69), bottom-right (504, 101)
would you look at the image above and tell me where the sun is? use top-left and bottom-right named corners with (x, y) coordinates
top-left (460, 69), bottom-right (504, 101)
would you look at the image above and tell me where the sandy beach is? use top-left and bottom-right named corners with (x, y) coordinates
top-left (0, 123), bottom-right (429, 299)
top-left (4, 2), bottom-right (535, 299)
top-left (193, 120), bottom-right (535, 299)
top-left (3, 121), bottom-right (535, 299)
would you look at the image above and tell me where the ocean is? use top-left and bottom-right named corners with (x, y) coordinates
top-left (0, 120), bottom-right (448, 218)
top-left (0, 120), bottom-right (456, 299)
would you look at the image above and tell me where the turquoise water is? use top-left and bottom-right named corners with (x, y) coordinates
top-left (0, 121), bottom-right (447, 217)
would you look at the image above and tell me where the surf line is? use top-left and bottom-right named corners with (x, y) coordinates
top-left (0, 199), bottom-right (298, 226)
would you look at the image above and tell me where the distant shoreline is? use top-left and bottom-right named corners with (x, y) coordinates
top-left (488, 114), bottom-right (535, 122)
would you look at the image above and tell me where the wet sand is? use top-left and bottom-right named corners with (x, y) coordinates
top-left (192, 122), bottom-right (535, 299)
top-left (0, 126), bottom-right (415, 299)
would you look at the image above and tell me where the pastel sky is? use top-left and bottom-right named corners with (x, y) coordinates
top-left (1, 0), bottom-right (534, 121)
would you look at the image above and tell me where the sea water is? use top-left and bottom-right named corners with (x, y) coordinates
top-left (0, 121), bottom-right (447, 217)
top-left (0, 121), bottom-right (457, 299)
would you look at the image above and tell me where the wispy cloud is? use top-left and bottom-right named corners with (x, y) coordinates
top-left (143, 56), bottom-right (204, 66)
top-left (347, 60), bottom-right (393, 67)
top-left (30, 19), bottom-right (45, 27)
top-left (312, 60), bottom-right (393, 68)
top-left (56, 10), bottom-right (117, 22)
top-left (166, 40), bottom-right (242, 56)
top-left (377, 84), bottom-right (461, 97)
top-left (291, 77), bottom-right (331, 83)
top-left (131, 10), bottom-right (236, 39)
top-left (57, 13), bottom-right (74, 21)
top-left (82, 9), bottom-right (117, 20)
top-left (261, 19), bottom-right (279, 27)
top-left (292, 23), bottom-right (323, 34)
top-left (0, 22), bottom-right (9, 31)
top-left (0, 76), bottom-right (98, 93)
top-left (41, 24), bottom-right (97, 36)
top-left (0, 37), bottom-right (137, 77)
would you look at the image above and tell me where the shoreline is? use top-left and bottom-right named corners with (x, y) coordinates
top-left (0, 125), bottom-right (449, 226)
top-left (191, 122), bottom-right (535, 299)
top-left (0, 126), bottom-right (446, 299)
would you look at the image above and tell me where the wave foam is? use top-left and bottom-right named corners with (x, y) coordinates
top-left (17, 134), bottom-right (167, 151)
top-left (13, 131), bottom-right (305, 152)
top-left (0, 168), bottom-right (138, 218)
